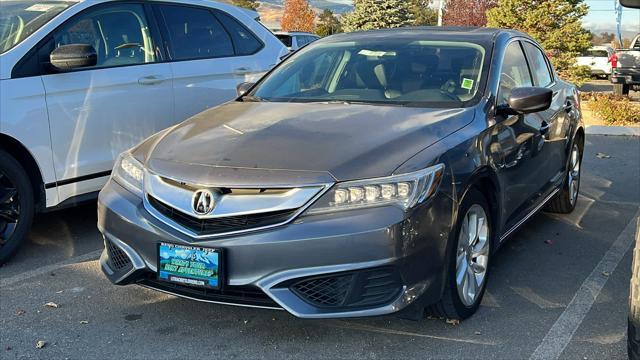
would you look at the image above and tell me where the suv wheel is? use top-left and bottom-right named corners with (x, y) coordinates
top-left (0, 150), bottom-right (34, 265)
top-left (428, 189), bottom-right (492, 320)
top-left (546, 141), bottom-right (582, 214)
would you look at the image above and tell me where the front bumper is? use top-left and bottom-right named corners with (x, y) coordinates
top-left (98, 179), bottom-right (454, 318)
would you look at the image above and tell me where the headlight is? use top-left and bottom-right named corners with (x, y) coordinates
top-left (306, 164), bottom-right (445, 215)
top-left (112, 152), bottom-right (144, 196)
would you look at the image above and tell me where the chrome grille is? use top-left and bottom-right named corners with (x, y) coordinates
top-left (148, 196), bottom-right (298, 236)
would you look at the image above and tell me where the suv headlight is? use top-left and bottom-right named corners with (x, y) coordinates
top-left (112, 152), bottom-right (144, 196)
top-left (305, 164), bottom-right (445, 215)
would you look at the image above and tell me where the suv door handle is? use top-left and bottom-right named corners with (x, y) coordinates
top-left (138, 75), bottom-right (164, 85)
top-left (233, 67), bottom-right (252, 75)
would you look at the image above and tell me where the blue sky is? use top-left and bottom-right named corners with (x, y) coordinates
top-left (583, 0), bottom-right (639, 37)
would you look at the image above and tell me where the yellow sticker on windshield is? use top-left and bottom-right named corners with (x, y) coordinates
top-left (461, 78), bottom-right (474, 90)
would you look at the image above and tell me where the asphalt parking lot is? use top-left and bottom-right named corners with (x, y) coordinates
top-left (1, 135), bottom-right (639, 360)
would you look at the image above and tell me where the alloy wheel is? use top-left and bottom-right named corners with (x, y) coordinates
top-left (455, 204), bottom-right (490, 307)
top-left (568, 144), bottom-right (581, 206)
top-left (0, 170), bottom-right (20, 246)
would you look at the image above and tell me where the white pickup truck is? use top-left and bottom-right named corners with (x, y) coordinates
top-left (611, 34), bottom-right (640, 95)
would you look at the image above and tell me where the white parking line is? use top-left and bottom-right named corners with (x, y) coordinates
top-left (330, 321), bottom-right (498, 345)
top-left (0, 249), bottom-right (102, 288)
top-left (529, 210), bottom-right (640, 360)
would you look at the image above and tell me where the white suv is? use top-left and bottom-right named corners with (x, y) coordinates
top-left (0, 0), bottom-right (287, 263)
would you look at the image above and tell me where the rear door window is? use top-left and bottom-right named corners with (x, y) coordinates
top-left (214, 10), bottom-right (263, 56)
top-left (158, 5), bottom-right (233, 60)
top-left (522, 42), bottom-right (553, 87)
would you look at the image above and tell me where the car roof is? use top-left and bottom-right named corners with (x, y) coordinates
top-left (274, 31), bottom-right (319, 36)
top-left (324, 26), bottom-right (527, 43)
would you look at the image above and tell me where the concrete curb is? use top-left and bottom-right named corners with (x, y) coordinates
top-left (585, 125), bottom-right (640, 136)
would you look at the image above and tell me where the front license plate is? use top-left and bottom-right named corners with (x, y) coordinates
top-left (157, 242), bottom-right (221, 289)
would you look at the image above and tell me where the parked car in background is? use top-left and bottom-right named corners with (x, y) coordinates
top-left (0, 0), bottom-right (288, 264)
top-left (611, 33), bottom-right (640, 95)
top-left (99, 27), bottom-right (584, 321)
top-left (576, 46), bottom-right (613, 78)
top-left (274, 31), bottom-right (320, 51)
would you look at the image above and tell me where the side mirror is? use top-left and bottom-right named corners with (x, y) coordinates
top-left (502, 87), bottom-right (553, 114)
top-left (236, 82), bottom-right (255, 97)
top-left (620, 0), bottom-right (640, 9)
top-left (50, 44), bottom-right (97, 71)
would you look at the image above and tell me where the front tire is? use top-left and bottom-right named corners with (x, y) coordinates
top-left (0, 150), bottom-right (34, 265)
top-left (428, 189), bottom-right (492, 320)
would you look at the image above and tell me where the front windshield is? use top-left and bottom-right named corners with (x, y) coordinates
top-left (0, 1), bottom-right (75, 54)
top-left (252, 38), bottom-right (488, 107)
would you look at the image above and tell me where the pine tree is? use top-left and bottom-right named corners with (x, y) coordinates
top-left (443, 0), bottom-right (497, 27)
top-left (232, 0), bottom-right (259, 11)
top-left (281, 0), bottom-right (316, 33)
top-left (342, 0), bottom-right (414, 32)
top-left (316, 9), bottom-right (343, 37)
top-left (410, 0), bottom-right (438, 26)
top-left (487, 0), bottom-right (592, 85)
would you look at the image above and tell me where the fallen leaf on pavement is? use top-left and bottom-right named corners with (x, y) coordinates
top-left (16, 309), bottom-right (25, 316)
top-left (446, 319), bottom-right (460, 326)
top-left (44, 302), bottom-right (59, 308)
top-left (35, 341), bottom-right (46, 349)
top-left (596, 152), bottom-right (611, 159)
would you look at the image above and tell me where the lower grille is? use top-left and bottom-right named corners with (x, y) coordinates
top-left (290, 267), bottom-right (403, 310)
top-left (148, 196), bottom-right (297, 236)
top-left (293, 275), bottom-right (353, 306)
top-left (106, 240), bottom-right (132, 271)
top-left (140, 276), bottom-right (280, 309)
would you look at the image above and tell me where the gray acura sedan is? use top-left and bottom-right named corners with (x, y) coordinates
top-left (98, 27), bottom-right (584, 320)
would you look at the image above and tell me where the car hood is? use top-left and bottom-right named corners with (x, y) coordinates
top-left (144, 101), bottom-right (473, 185)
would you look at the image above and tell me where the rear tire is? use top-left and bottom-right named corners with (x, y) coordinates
top-left (546, 140), bottom-right (582, 214)
top-left (0, 150), bottom-right (34, 265)
top-left (428, 189), bottom-right (492, 321)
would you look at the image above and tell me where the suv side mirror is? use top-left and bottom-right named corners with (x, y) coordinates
top-left (501, 87), bottom-right (553, 115)
top-left (50, 44), bottom-right (97, 71)
top-left (236, 82), bottom-right (255, 97)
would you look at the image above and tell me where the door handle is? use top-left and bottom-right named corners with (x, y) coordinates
top-left (233, 67), bottom-right (252, 75)
top-left (563, 102), bottom-right (573, 113)
top-left (138, 75), bottom-right (164, 85)
top-left (540, 121), bottom-right (551, 135)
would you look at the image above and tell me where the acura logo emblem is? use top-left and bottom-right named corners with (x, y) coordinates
top-left (192, 189), bottom-right (216, 215)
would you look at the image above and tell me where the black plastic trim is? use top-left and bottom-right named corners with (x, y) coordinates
top-left (44, 171), bottom-right (111, 189)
